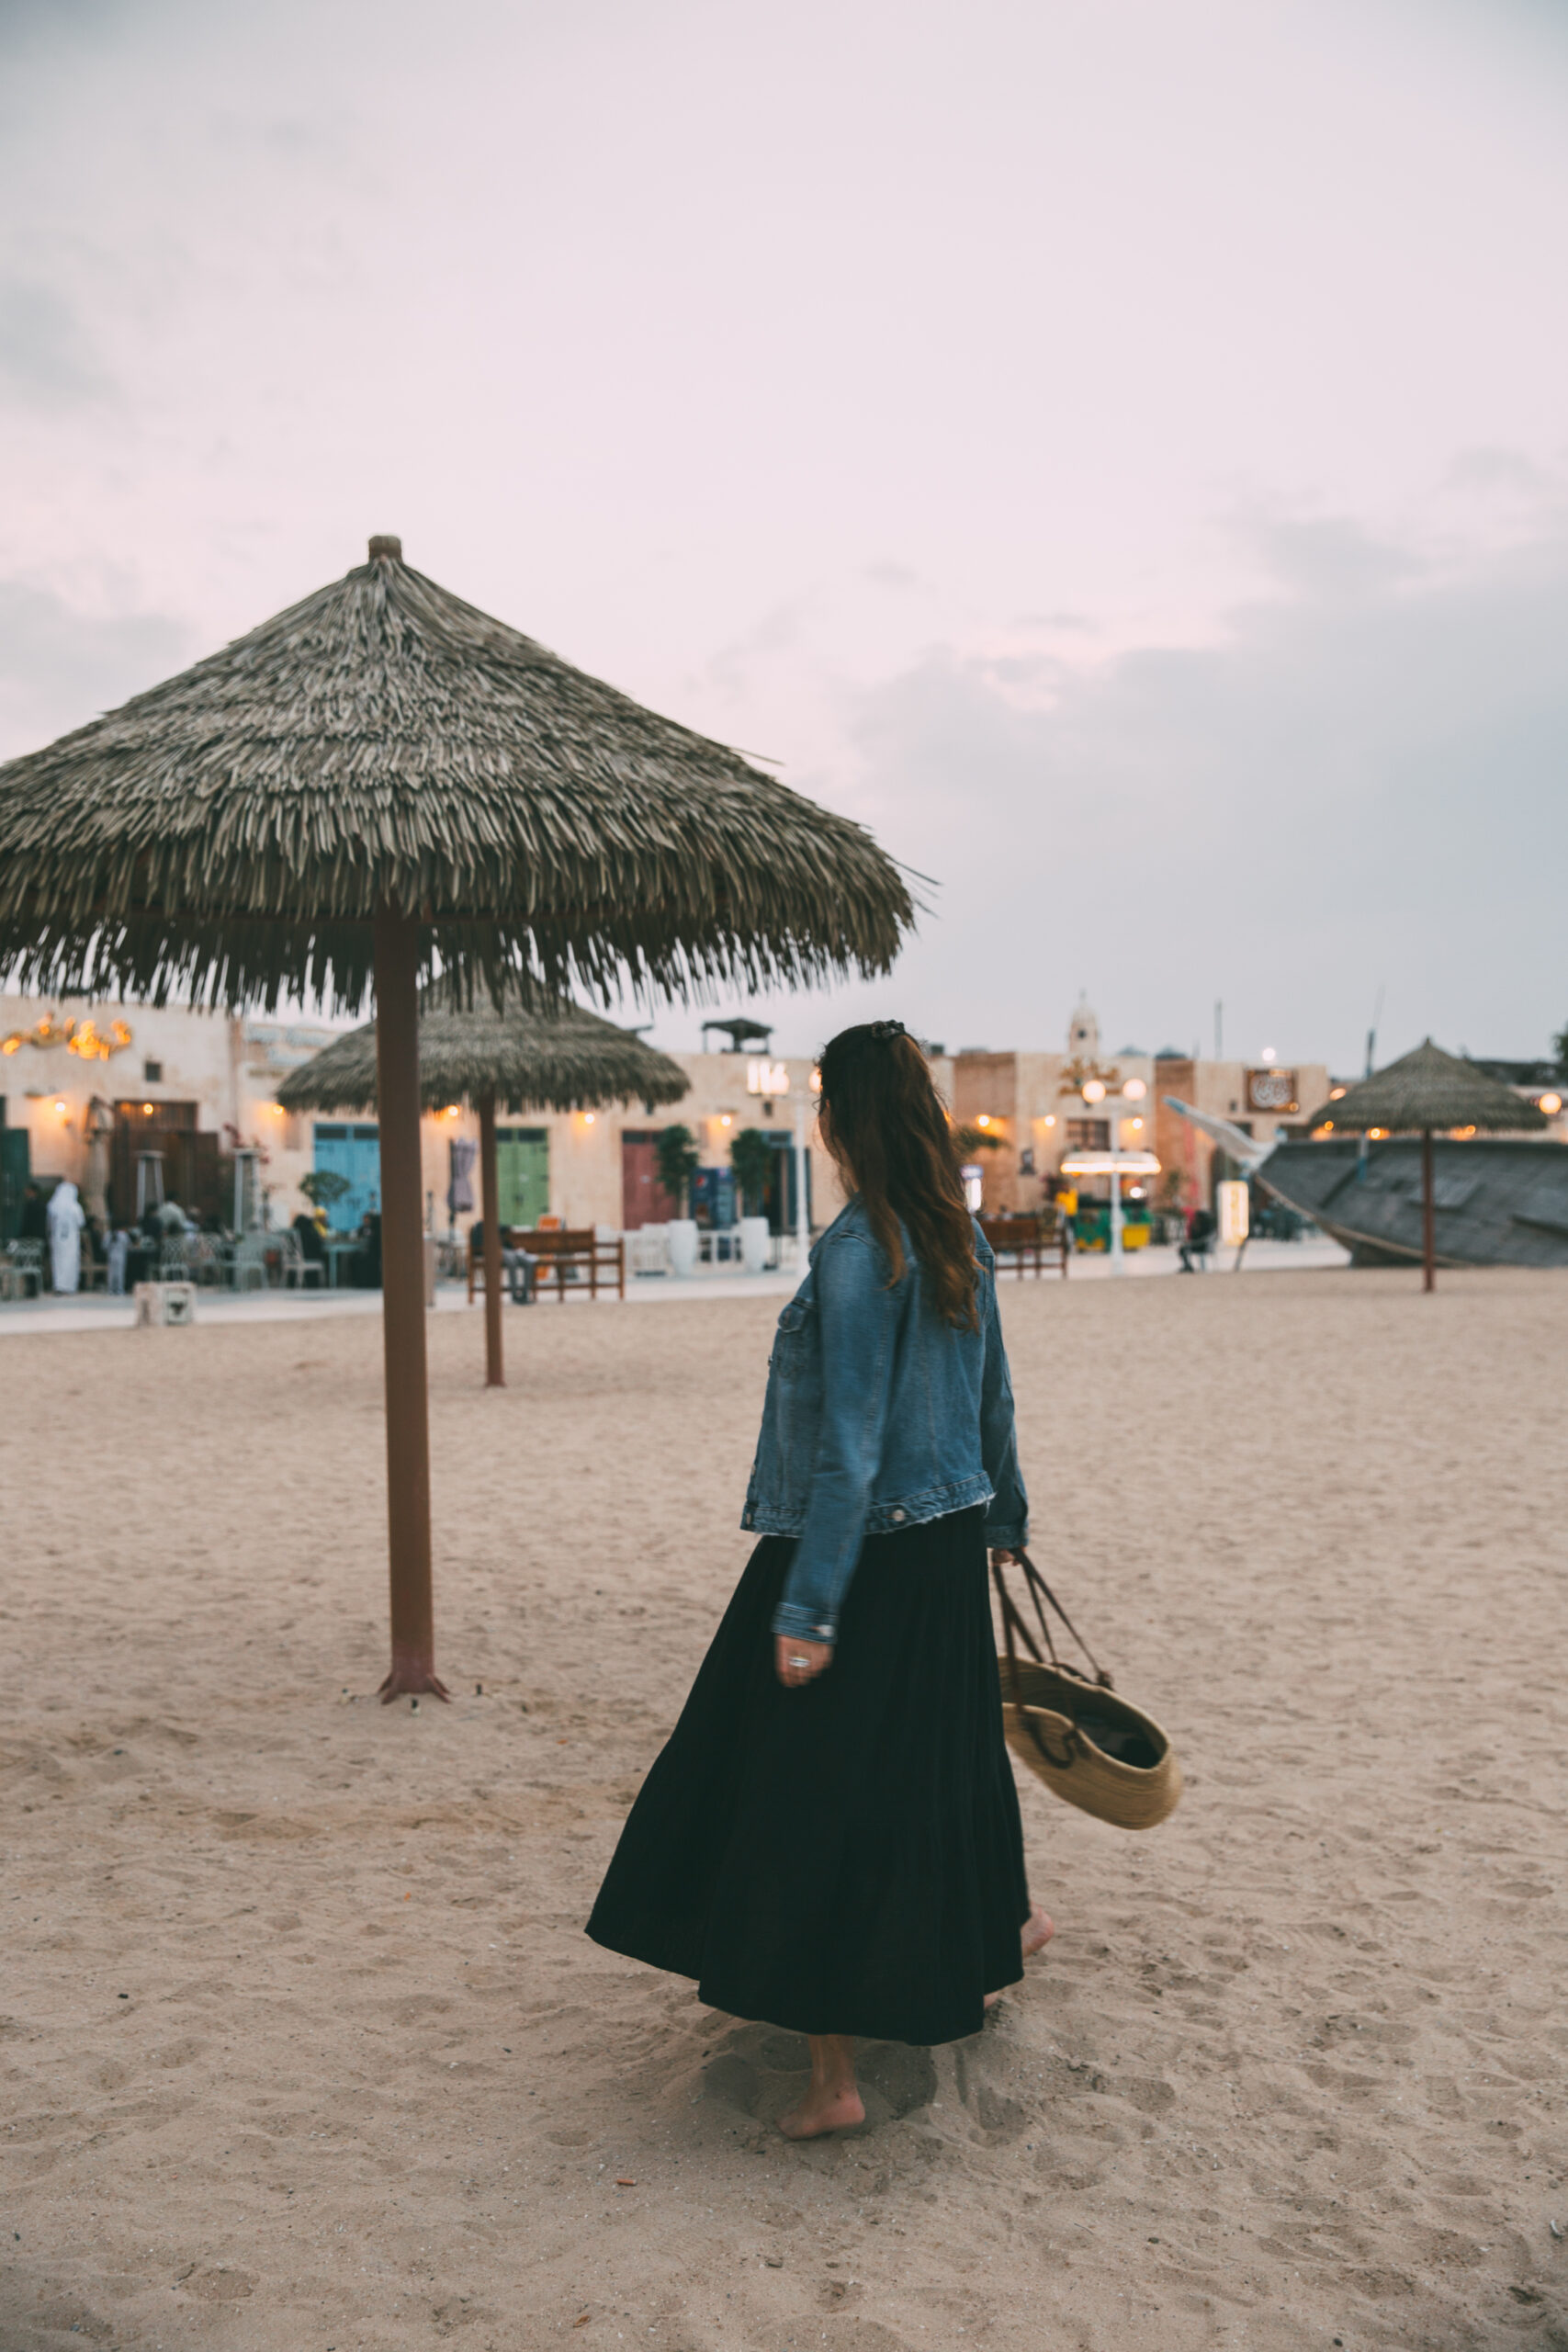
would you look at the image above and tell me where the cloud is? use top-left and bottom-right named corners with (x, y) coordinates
top-left (0, 279), bottom-right (113, 406)
top-left (0, 579), bottom-right (191, 760)
top-left (794, 503), bottom-right (1568, 1068)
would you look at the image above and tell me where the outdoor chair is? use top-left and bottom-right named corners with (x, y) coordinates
top-left (160, 1238), bottom-right (191, 1282)
top-left (6, 1240), bottom-right (44, 1299)
top-left (278, 1232), bottom-right (325, 1289)
top-left (185, 1234), bottom-right (226, 1287)
top-left (465, 1227), bottom-right (541, 1306)
top-left (231, 1233), bottom-right (271, 1293)
top-left (625, 1224), bottom-right (671, 1277)
top-left (978, 1214), bottom-right (1069, 1279)
top-left (520, 1227), bottom-right (626, 1302)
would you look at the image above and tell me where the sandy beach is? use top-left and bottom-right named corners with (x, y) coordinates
top-left (2, 1266), bottom-right (1565, 2351)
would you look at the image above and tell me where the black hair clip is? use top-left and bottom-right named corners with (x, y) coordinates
top-left (869, 1019), bottom-right (907, 1041)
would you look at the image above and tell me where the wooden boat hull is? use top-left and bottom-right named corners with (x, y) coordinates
top-left (1259, 1138), bottom-right (1568, 1271)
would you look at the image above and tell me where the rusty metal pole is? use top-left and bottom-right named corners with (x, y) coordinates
top-left (1422, 1125), bottom-right (1436, 1294)
top-left (479, 1088), bottom-right (504, 1388)
top-left (373, 904), bottom-right (447, 1700)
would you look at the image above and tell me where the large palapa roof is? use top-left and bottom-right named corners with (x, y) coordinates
top-left (276, 999), bottom-right (689, 1116)
top-left (0, 538), bottom-right (915, 1012)
top-left (1308, 1039), bottom-right (1547, 1136)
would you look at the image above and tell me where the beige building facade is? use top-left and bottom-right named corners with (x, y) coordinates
top-left (22, 989), bottom-right (1555, 1244)
top-left (939, 1001), bottom-right (1330, 1217)
top-left (0, 994), bottom-right (848, 1241)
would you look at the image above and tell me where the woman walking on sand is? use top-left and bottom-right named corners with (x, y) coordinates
top-left (587, 1020), bottom-right (1052, 2138)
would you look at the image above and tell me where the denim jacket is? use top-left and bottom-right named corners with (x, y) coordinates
top-left (741, 1195), bottom-right (1029, 1646)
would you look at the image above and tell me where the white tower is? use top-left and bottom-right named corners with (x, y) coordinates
top-left (1066, 994), bottom-right (1100, 1062)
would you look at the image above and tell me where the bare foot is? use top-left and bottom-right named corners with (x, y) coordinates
top-left (1022, 1903), bottom-right (1055, 1960)
top-left (985, 1903), bottom-right (1055, 2008)
top-left (777, 2033), bottom-right (863, 2139)
top-left (776, 2083), bottom-right (866, 2140)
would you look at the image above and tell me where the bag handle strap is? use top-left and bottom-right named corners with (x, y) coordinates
top-left (993, 1548), bottom-right (1114, 1691)
top-left (991, 1551), bottom-right (1079, 1771)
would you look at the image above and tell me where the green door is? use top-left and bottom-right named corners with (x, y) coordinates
top-left (495, 1127), bottom-right (549, 1227)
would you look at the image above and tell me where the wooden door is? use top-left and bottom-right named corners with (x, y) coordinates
top-left (110, 1102), bottom-right (200, 1222)
top-left (621, 1131), bottom-right (678, 1228)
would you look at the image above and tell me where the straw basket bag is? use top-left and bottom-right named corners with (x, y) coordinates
top-left (993, 1551), bottom-right (1181, 1832)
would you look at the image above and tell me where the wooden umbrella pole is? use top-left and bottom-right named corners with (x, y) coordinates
top-left (1422, 1125), bottom-right (1436, 1295)
top-left (479, 1089), bottom-right (505, 1388)
top-left (373, 903), bottom-right (448, 1701)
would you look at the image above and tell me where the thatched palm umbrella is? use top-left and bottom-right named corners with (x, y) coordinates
top-left (1305, 1040), bottom-right (1545, 1291)
top-left (276, 1001), bottom-right (687, 1386)
top-left (0, 536), bottom-right (913, 1697)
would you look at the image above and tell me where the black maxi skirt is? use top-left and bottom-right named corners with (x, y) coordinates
top-left (585, 1504), bottom-right (1031, 2047)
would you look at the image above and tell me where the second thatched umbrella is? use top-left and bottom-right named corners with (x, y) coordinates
top-left (277, 1001), bottom-right (687, 1385)
top-left (1305, 1039), bottom-right (1545, 1291)
top-left (0, 535), bottom-right (914, 1699)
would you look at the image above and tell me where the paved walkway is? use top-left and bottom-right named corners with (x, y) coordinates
top-left (0, 1235), bottom-right (1349, 1336)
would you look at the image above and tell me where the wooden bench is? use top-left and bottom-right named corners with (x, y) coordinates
top-left (468, 1226), bottom-right (625, 1303)
top-left (979, 1214), bottom-right (1069, 1279)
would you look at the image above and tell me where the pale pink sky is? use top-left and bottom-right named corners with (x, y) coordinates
top-left (3, 0), bottom-right (1565, 1066)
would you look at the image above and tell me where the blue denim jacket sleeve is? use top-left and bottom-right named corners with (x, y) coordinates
top-left (978, 1271), bottom-right (1029, 1550)
top-left (770, 1230), bottom-right (901, 1648)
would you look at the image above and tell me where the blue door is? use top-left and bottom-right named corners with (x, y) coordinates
top-left (312, 1123), bottom-right (382, 1230)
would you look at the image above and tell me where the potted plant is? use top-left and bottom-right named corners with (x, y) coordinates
top-left (655, 1124), bottom-right (701, 1274)
top-left (299, 1167), bottom-right (352, 1230)
top-left (728, 1126), bottom-right (774, 1272)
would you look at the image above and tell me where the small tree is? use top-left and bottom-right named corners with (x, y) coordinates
top-left (654, 1124), bottom-right (699, 1217)
top-left (728, 1126), bottom-right (774, 1217)
top-left (299, 1167), bottom-right (352, 1224)
top-left (953, 1124), bottom-right (1004, 1158)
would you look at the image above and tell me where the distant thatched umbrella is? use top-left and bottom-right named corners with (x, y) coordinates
top-left (0, 537), bottom-right (913, 1698)
top-left (277, 1001), bottom-right (687, 1387)
top-left (1305, 1040), bottom-right (1545, 1291)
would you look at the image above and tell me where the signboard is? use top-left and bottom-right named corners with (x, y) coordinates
top-left (243, 1020), bottom-right (345, 1081)
top-left (1217, 1181), bottom-right (1250, 1247)
top-left (1246, 1067), bottom-right (1299, 1114)
top-left (747, 1059), bottom-right (790, 1098)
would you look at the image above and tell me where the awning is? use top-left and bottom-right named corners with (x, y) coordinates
top-left (1059, 1149), bottom-right (1161, 1178)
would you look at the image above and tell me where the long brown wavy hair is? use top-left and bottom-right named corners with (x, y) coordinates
top-left (817, 1021), bottom-right (979, 1329)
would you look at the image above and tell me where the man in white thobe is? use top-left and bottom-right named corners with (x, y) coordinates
top-left (47, 1180), bottom-right (85, 1295)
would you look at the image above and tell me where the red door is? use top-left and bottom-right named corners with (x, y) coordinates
top-left (621, 1133), bottom-right (678, 1228)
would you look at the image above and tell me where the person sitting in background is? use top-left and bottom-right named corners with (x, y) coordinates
top-left (473, 1217), bottom-right (536, 1307)
top-left (291, 1210), bottom-right (325, 1267)
top-left (351, 1209), bottom-right (382, 1288)
top-left (1179, 1204), bottom-right (1217, 1272)
top-left (19, 1183), bottom-right (49, 1245)
top-left (1055, 1184), bottom-right (1077, 1247)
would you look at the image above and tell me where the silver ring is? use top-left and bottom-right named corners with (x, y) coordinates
top-left (788, 1654), bottom-right (809, 1668)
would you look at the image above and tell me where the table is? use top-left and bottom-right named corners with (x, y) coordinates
top-left (324, 1239), bottom-right (361, 1289)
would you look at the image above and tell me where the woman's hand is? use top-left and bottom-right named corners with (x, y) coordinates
top-left (775, 1634), bottom-right (833, 1688)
